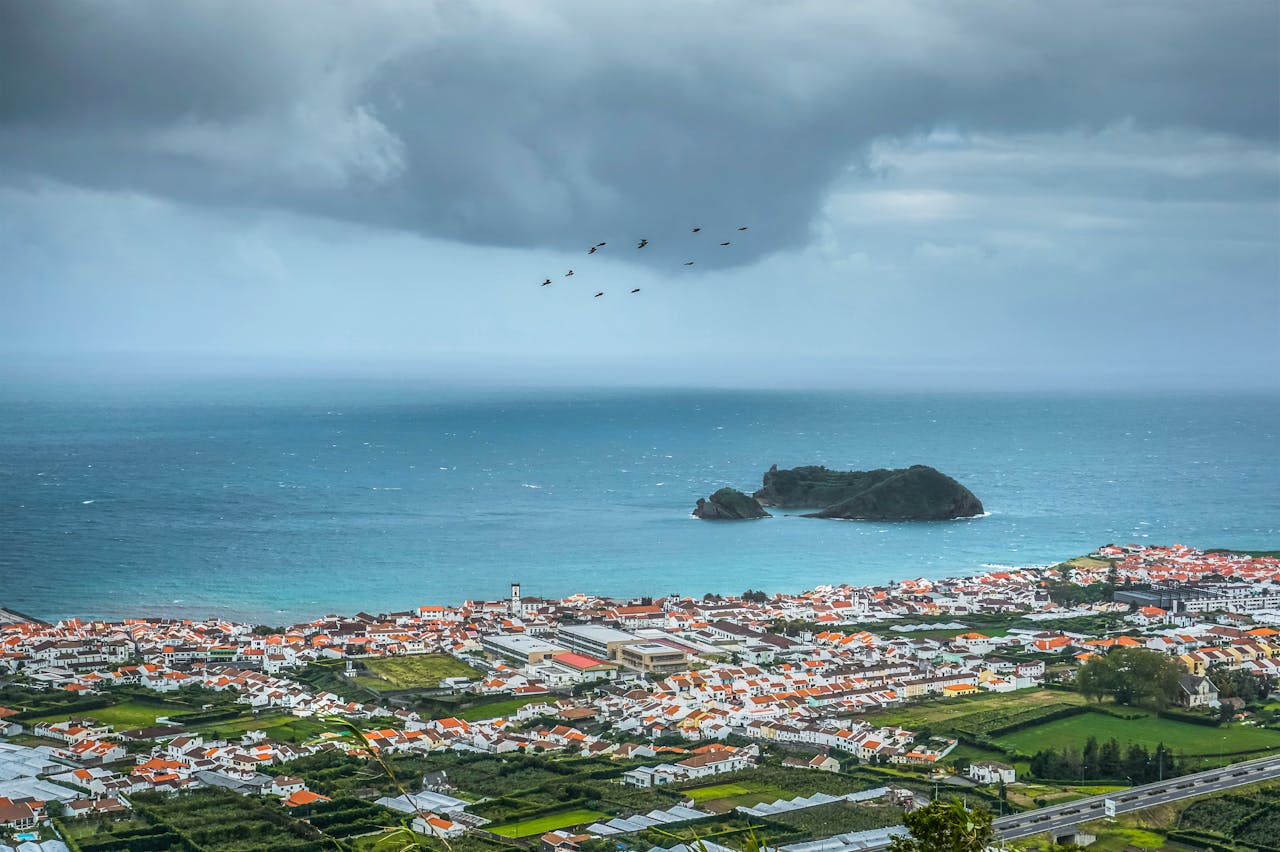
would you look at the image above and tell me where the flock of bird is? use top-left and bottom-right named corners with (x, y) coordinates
top-left (538, 225), bottom-right (749, 298)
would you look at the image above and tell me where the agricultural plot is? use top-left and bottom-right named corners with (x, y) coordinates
top-left (685, 783), bottom-right (757, 803)
top-left (765, 800), bottom-right (905, 838)
top-left (349, 833), bottom-right (513, 852)
top-left (357, 654), bottom-right (482, 691)
top-left (631, 812), bottom-right (769, 851)
top-left (74, 788), bottom-right (330, 852)
top-left (457, 695), bottom-right (554, 721)
top-left (858, 687), bottom-right (1087, 730)
top-left (24, 699), bottom-right (169, 730)
top-left (194, 713), bottom-right (333, 743)
top-left (677, 767), bottom-right (866, 813)
top-left (487, 808), bottom-right (610, 837)
top-left (995, 713), bottom-right (1280, 759)
top-left (59, 816), bottom-right (152, 844)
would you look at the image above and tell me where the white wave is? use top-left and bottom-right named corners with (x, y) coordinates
top-left (521, 483), bottom-right (543, 489)
top-left (81, 499), bottom-right (96, 504)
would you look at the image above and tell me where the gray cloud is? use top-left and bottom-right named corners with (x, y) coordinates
top-left (1, 0), bottom-right (1276, 265)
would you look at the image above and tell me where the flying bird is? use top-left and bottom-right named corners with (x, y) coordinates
top-left (720, 241), bottom-right (731, 246)
top-left (596, 242), bottom-right (606, 247)
top-left (541, 278), bottom-right (552, 286)
top-left (683, 261), bottom-right (695, 266)
top-left (738, 226), bottom-right (748, 231)
top-left (565, 270), bottom-right (574, 277)
top-left (637, 239), bottom-right (649, 249)
top-left (588, 246), bottom-right (597, 255)
top-left (630, 288), bottom-right (641, 293)
top-left (594, 291), bottom-right (604, 298)
top-left (691, 227), bottom-right (701, 233)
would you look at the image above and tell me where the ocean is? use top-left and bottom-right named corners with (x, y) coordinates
top-left (1, 386), bottom-right (1277, 624)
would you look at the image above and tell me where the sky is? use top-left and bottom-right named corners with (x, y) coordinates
top-left (1, 0), bottom-right (1277, 391)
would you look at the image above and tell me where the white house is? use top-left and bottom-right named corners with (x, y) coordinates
top-left (968, 761), bottom-right (1016, 785)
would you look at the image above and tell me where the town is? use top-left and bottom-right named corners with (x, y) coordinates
top-left (2, 543), bottom-right (1279, 852)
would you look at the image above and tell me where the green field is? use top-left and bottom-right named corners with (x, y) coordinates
top-left (997, 712), bottom-right (1280, 758)
top-left (678, 767), bottom-right (866, 814)
top-left (189, 713), bottom-right (333, 743)
top-left (60, 817), bottom-right (152, 842)
top-left (457, 695), bottom-right (553, 721)
top-left (17, 693), bottom-right (336, 743)
top-left (859, 687), bottom-right (1088, 729)
top-left (487, 808), bottom-right (609, 837)
top-left (25, 699), bottom-right (171, 730)
top-left (685, 783), bottom-right (759, 803)
top-left (355, 654), bottom-right (482, 691)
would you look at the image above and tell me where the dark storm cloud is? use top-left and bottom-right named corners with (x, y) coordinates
top-left (1, 0), bottom-right (1276, 264)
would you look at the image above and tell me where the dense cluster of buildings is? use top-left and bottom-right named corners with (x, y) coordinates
top-left (2, 544), bottom-right (1279, 841)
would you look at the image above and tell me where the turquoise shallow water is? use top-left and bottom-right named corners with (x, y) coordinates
top-left (1, 386), bottom-right (1277, 623)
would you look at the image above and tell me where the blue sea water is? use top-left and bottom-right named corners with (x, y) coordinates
top-left (1, 386), bottom-right (1277, 624)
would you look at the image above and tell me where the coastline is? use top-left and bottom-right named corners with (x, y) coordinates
top-left (4, 543), bottom-right (1274, 628)
top-left (9, 552), bottom-right (1051, 626)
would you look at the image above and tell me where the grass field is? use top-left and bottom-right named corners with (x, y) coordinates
top-left (859, 687), bottom-right (1088, 729)
top-left (679, 769), bottom-right (863, 814)
top-left (356, 654), bottom-right (482, 691)
top-left (61, 817), bottom-right (152, 842)
top-left (488, 809), bottom-right (609, 837)
top-left (685, 783), bottom-right (759, 803)
top-left (996, 712), bottom-right (1280, 757)
top-left (189, 713), bottom-right (332, 743)
top-left (457, 696), bottom-right (553, 721)
top-left (25, 699), bottom-right (171, 730)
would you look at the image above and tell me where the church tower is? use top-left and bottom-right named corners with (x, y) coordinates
top-left (510, 582), bottom-right (521, 617)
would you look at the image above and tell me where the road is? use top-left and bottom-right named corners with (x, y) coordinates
top-left (843, 753), bottom-right (1280, 851)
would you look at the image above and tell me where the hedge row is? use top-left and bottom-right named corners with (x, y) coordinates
top-left (52, 818), bottom-right (83, 852)
top-left (12, 696), bottom-right (114, 721)
top-left (1082, 704), bottom-right (1147, 721)
top-left (1164, 829), bottom-right (1243, 852)
top-left (77, 829), bottom-right (189, 852)
top-left (1158, 709), bottom-right (1223, 727)
top-left (982, 703), bottom-right (1091, 737)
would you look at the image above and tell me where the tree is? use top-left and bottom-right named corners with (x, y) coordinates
top-left (1082, 736), bottom-right (1099, 773)
top-left (1208, 664), bottom-right (1275, 704)
top-left (889, 798), bottom-right (995, 852)
top-left (1076, 648), bottom-right (1184, 708)
top-left (1123, 743), bottom-right (1151, 782)
top-left (1152, 742), bottom-right (1177, 781)
top-left (1098, 737), bottom-right (1123, 778)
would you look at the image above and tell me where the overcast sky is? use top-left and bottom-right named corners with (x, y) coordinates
top-left (2, 0), bottom-right (1277, 391)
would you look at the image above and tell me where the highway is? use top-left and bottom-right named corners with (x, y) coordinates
top-left (838, 753), bottom-right (1280, 851)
